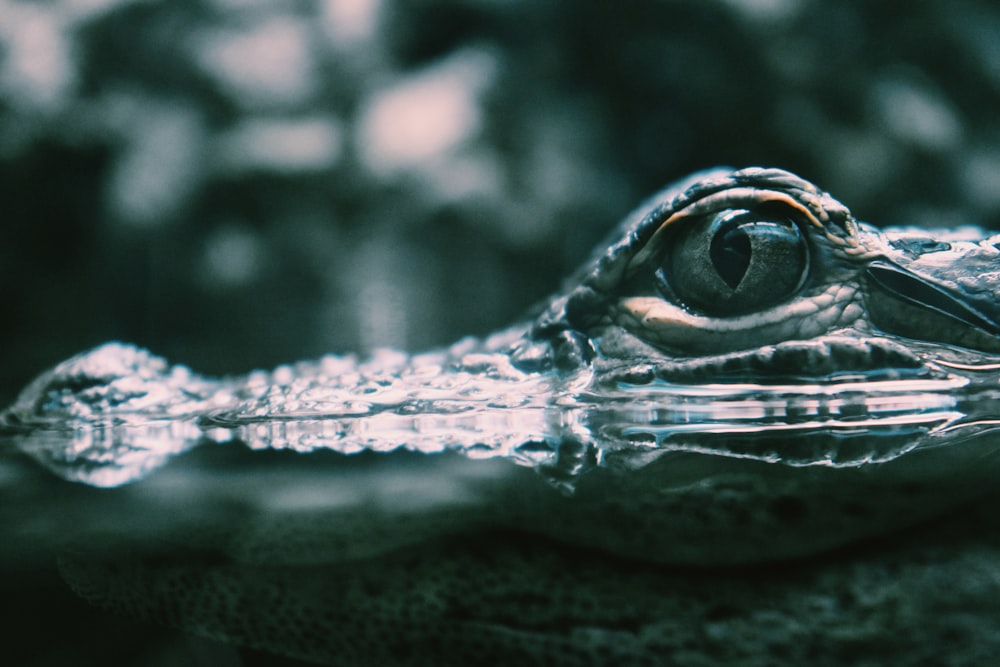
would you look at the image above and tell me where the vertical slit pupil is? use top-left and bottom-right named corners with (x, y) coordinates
top-left (711, 225), bottom-right (752, 289)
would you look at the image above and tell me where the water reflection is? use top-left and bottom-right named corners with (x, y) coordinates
top-left (3, 339), bottom-right (992, 490)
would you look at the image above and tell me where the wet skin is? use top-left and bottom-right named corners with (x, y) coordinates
top-left (5, 167), bottom-right (1000, 665)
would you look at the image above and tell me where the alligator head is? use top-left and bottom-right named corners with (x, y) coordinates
top-left (4, 167), bottom-right (1000, 568)
top-left (8, 167), bottom-right (1000, 665)
top-left (525, 166), bottom-right (1000, 468)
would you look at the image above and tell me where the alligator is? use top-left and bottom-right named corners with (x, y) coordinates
top-left (4, 167), bottom-right (1000, 665)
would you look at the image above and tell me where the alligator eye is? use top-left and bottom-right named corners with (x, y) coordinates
top-left (658, 208), bottom-right (808, 316)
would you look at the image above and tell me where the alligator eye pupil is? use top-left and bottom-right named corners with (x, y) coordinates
top-left (658, 207), bottom-right (808, 316)
top-left (711, 225), bottom-right (752, 289)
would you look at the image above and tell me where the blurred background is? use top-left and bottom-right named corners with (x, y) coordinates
top-left (3, 1), bottom-right (1000, 663)
top-left (4, 0), bottom-right (1000, 406)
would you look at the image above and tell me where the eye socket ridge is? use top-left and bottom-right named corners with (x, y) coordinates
top-left (656, 204), bottom-right (810, 317)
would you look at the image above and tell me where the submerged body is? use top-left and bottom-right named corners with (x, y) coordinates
top-left (4, 167), bottom-right (1000, 664)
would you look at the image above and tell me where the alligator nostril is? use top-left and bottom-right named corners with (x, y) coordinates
top-left (889, 237), bottom-right (952, 257)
